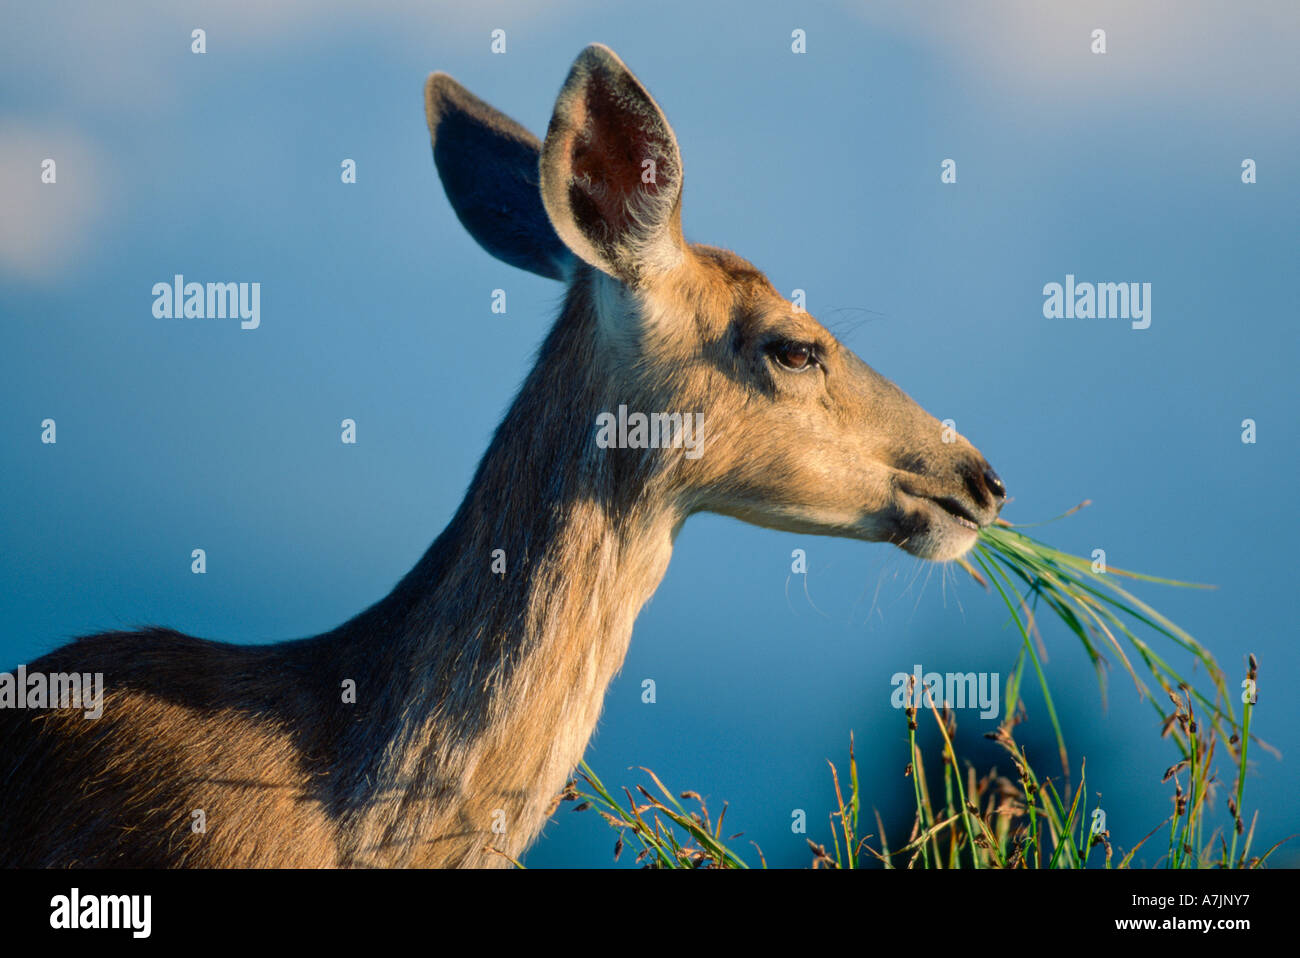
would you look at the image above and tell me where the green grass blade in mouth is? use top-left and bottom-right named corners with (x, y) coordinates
top-left (974, 521), bottom-right (1241, 747)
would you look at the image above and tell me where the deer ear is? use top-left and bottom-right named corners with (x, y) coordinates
top-left (424, 72), bottom-right (575, 281)
top-left (539, 45), bottom-right (685, 285)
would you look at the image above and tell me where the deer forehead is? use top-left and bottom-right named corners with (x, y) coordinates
top-left (598, 245), bottom-right (819, 351)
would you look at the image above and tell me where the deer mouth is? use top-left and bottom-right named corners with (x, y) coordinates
top-left (928, 496), bottom-right (981, 532)
top-left (887, 488), bottom-right (986, 561)
top-left (898, 483), bottom-right (984, 534)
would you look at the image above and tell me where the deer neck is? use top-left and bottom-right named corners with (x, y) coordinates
top-left (336, 274), bottom-right (683, 865)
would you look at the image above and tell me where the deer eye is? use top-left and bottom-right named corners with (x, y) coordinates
top-left (769, 339), bottom-right (815, 371)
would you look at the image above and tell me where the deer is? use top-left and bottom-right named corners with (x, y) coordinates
top-left (0, 44), bottom-right (1006, 868)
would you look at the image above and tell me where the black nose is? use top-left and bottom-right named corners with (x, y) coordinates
top-left (983, 467), bottom-right (1007, 500)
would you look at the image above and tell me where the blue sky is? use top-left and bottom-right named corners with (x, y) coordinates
top-left (2, 0), bottom-right (1297, 866)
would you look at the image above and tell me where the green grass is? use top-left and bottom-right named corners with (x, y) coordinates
top-left (563, 506), bottom-right (1282, 868)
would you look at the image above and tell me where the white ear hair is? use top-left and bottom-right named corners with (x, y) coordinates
top-left (539, 44), bottom-right (685, 286)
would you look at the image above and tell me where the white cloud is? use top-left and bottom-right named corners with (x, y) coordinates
top-left (850, 0), bottom-right (1300, 110)
top-left (0, 0), bottom-right (586, 119)
top-left (0, 126), bottom-right (110, 281)
top-left (0, 0), bottom-right (585, 280)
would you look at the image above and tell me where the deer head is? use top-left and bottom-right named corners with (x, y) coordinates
top-left (425, 44), bottom-right (1005, 563)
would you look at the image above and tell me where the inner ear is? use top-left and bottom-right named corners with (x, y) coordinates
top-left (566, 71), bottom-right (674, 248)
top-left (540, 45), bottom-right (685, 285)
